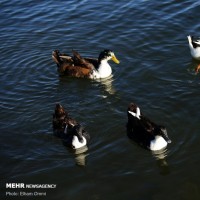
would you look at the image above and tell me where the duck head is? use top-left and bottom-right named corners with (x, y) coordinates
top-left (54, 104), bottom-right (67, 118)
top-left (156, 126), bottom-right (171, 144)
top-left (127, 102), bottom-right (138, 113)
top-left (98, 50), bottom-right (120, 64)
top-left (127, 103), bottom-right (137, 118)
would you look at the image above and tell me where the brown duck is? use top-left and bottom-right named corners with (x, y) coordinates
top-left (52, 49), bottom-right (120, 79)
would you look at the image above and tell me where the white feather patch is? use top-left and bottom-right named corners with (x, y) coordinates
top-left (72, 136), bottom-right (87, 149)
top-left (150, 136), bottom-right (167, 151)
top-left (128, 107), bottom-right (141, 120)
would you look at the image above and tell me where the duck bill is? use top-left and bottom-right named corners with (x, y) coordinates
top-left (111, 55), bottom-right (120, 64)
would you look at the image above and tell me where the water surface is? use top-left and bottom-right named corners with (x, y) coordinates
top-left (1, 0), bottom-right (200, 199)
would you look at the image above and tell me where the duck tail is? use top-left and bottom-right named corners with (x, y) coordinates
top-left (52, 50), bottom-right (61, 65)
top-left (72, 50), bottom-right (82, 60)
top-left (72, 50), bottom-right (94, 69)
top-left (72, 50), bottom-right (87, 66)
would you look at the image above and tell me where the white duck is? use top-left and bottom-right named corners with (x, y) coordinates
top-left (187, 35), bottom-right (200, 60)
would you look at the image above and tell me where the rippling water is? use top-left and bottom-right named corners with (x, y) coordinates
top-left (1, 0), bottom-right (200, 199)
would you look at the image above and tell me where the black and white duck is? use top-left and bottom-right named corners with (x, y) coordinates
top-left (126, 103), bottom-right (171, 151)
top-left (52, 104), bottom-right (90, 149)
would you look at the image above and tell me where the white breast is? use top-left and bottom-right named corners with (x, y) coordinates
top-left (89, 60), bottom-right (112, 79)
top-left (191, 48), bottom-right (200, 60)
top-left (72, 136), bottom-right (87, 149)
top-left (98, 61), bottom-right (112, 78)
top-left (150, 136), bottom-right (167, 151)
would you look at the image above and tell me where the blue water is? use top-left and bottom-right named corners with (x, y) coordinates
top-left (1, 0), bottom-right (200, 199)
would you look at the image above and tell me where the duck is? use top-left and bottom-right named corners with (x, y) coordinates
top-left (52, 49), bottom-right (120, 79)
top-left (126, 103), bottom-right (171, 151)
top-left (187, 35), bottom-right (200, 60)
top-left (52, 104), bottom-right (90, 149)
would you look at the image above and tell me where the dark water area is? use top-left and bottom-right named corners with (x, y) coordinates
top-left (1, 0), bottom-right (200, 199)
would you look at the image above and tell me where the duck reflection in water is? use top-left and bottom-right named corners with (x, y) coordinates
top-left (53, 104), bottom-right (90, 166)
top-left (95, 75), bottom-right (116, 95)
top-left (126, 102), bottom-right (171, 174)
top-left (152, 147), bottom-right (170, 175)
top-left (66, 145), bottom-right (89, 166)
